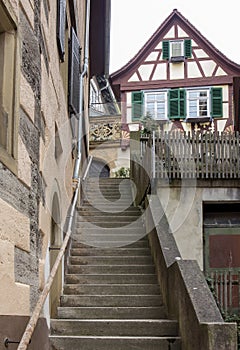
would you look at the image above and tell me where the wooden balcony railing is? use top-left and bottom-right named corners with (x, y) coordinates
top-left (140, 131), bottom-right (240, 179)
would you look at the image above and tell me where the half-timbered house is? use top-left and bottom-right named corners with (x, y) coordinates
top-left (111, 9), bottom-right (240, 315)
top-left (111, 8), bottom-right (240, 133)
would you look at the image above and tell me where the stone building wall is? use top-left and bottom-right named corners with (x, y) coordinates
top-left (0, 0), bottom-right (87, 346)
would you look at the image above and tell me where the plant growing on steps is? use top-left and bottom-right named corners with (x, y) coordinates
top-left (114, 167), bottom-right (130, 178)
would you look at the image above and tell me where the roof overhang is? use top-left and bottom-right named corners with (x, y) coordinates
top-left (89, 0), bottom-right (111, 78)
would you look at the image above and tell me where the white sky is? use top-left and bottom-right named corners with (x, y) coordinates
top-left (109, 0), bottom-right (240, 74)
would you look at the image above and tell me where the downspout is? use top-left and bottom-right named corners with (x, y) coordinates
top-left (73, 0), bottom-right (91, 181)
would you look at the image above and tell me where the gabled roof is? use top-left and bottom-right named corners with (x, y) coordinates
top-left (110, 9), bottom-right (240, 82)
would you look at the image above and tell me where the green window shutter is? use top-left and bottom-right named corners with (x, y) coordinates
top-left (132, 91), bottom-right (143, 121)
top-left (211, 87), bottom-right (223, 117)
top-left (179, 89), bottom-right (186, 117)
top-left (184, 39), bottom-right (192, 58)
top-left (162, 41), bottom-right (170, 60)
top-left (69, 27), bottom-right (81, 114)
top-left (168, 89), bottom-right (186, 119)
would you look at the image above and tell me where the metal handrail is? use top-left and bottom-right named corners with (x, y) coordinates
top-left (82, 155), bottom-right (93, 182)
top-left (17, 155), bottom-right (92, 349)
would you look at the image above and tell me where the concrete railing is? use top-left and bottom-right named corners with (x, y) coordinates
top-left (145, 195), bottom-right (237, 350)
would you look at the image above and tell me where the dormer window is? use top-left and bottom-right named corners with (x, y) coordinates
top-left (162, 39), bottom-right (192, 61)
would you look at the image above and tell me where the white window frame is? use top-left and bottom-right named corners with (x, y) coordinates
top-left (186, 88), bottom-right (210, 119)
top-left (170, 40), bottom-right (184, 58)
top-left (144, 91), bottom-right (168, 120)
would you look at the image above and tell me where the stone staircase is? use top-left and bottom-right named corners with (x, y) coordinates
top-left (50, 178), bottom-right (181, 349)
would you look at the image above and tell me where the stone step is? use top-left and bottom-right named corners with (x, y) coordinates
top-left (71, 241), bottom-right (148, 249)
top-left (77, 208), bottom-right (141, 216)
top-left (83, 199), bottom-right (134, 205)
top-left (70, 248), bottom-right (152, 256)
top-left (75, 221), bottom-right (143, 228)
top-left (80, 205), bottom-right (137, 213)
top-left (51, 319), bottom-right (178, 337)
top-left (72, 234), bottom-right (147, 248)
top-left (84, 191), bottom-right (132, 197)
top-left (87, 177), bottom-right (132, 188)
top-left (67, 264), bottom-right (155, 274)
top-left (78, 205), bottom-right (141, 212)
top-left (50, 335), bottom-right (181, 350)
top-left (65, 273), bottom-right (158, 284)
top-left (74, 227), bottom-right (146, 235)
top-left (63, 284), bottom-right (160, 295)
top-left (57, 306), bottom-right (166, 319)
top-left (71, 239), bottom-right (150, 249)
top-left (76, 215), bottom-right (139, 222)
top-left (69, 256), bottom-right (153, 265)
top-left (60, 294), bottom-right (163, 307)
top-left (85, 194), bottom-right (133, 200)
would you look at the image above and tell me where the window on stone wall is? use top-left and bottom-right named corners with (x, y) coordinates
top-left (0, 2), bottom-right (18, 173)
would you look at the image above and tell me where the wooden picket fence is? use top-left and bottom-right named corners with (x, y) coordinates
top-left (206, 270), bottom-right (240, 314)
top-left (140, 131), bottom-right (240, 179)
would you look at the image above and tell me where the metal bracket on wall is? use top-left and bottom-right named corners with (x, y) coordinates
top-left (4, 338), bottom-right (31, 348)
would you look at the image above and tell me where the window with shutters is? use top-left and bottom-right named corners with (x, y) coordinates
top-left (57, 0), bottom-right (66, 62)
top-left (68, 27), bottom-right (81, 115)
top-left (186, 87), bottom-right (223, 120)
top-left (162, 39), bottom-right (192, 62)
top-left (0, 2), bottom-right (18, 173)
top-left (132, 87), bottom-right (223, 122)
top-left (145, 91), bottom-right (168, 120)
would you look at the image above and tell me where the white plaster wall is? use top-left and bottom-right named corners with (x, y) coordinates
top-left (126, 92), bottom-right (132, 123)
top-left (138, 64), bottom-right (154, 81)
top-left (152, 63), bottom-right (167, 80)
top-left (188, 61), bottom-right (202, 78)
top-left (170, 62), bottom-right (184, 80)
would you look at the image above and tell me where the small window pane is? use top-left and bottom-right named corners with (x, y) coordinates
top-left (145, 92), bottom-right (167, 120)
top-left (187, 89), bottom-right (209, 119)
top-left (170, 41), bottom-right (184, 57)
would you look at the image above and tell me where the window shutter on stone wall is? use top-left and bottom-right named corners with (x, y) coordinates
top-left (211, 87), bottom-right (223, 117)
top-left (68, 27), bottom-right (81, 114)
top-left (56, 0), bottom-right (66, 62)
top-left (132, 91), bottom-right (143, 121)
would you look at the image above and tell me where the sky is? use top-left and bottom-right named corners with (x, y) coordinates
top-left (109, 0), bottom-right (240, 74)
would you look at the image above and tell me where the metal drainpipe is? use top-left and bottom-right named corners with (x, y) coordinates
top-left (73, 0), bottom-right (91, 181)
